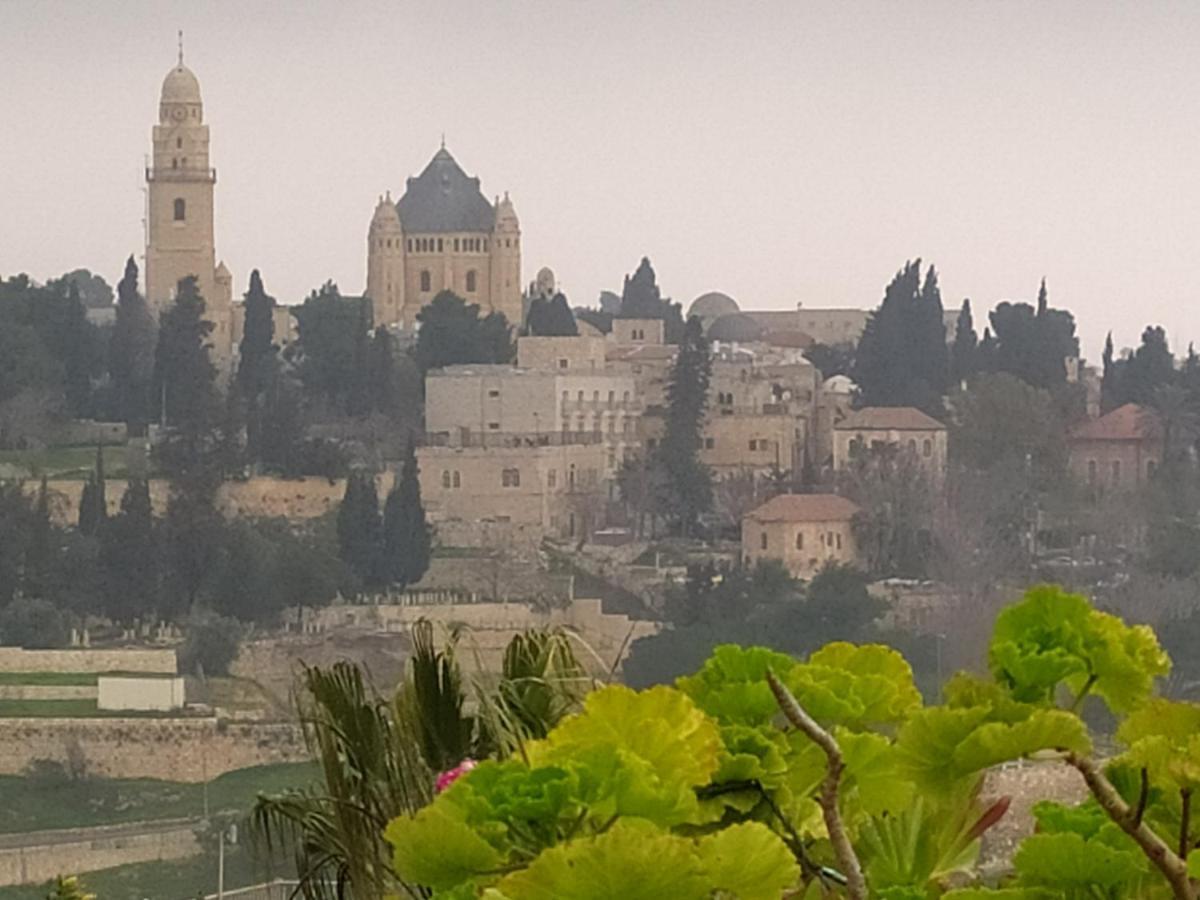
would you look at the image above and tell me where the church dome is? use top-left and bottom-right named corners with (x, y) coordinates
top-left (161, 64), bottom-right (202, 105)
top-left (707, 312), bottom-right (765, 343)
top-left (687, 291), bottom-right (740, 322)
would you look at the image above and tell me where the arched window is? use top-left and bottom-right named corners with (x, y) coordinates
top-left (466, 270), bottom-right (477, 293)
top-left (176, 137), bottom-right (183, 149)
top-left (760, 532), bottom-right (768, 550)
top-left (922, 439), bottom-right (932, 458)
top-left (173, 198), bottom-right (186, 221)
top-left (452, 471), bottom-right (461, 488)
top-left (795, 532), bottom-right (804, 550)
top-left (172, 158), bottom-right (178, 169)
top-left (420, 270), bottom-right (431, 292)
top-left (907, 439), bottom-right (917, 454)
top-left (437, 238), bottom-right (443, 252)
top-left (442, 470), bottom-right (451, 488)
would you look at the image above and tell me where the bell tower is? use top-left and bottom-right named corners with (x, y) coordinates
top-left (144, 38), bottom-right (233, 359)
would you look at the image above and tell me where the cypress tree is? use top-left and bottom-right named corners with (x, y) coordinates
top-left (367, 326), bottom-right (396, 415)
top-left (153, 276), bottom-right (219, 467)
top-left (78, 445), bottom-right (108, 536)
top-left (950, 299), bottom-right (979, 385)
top-left (25, 478), bottom-right (53, 598)
top-left (110, 256), bottom-right (157, 427)
top-left (100, 479), bottom-right (158, 624)
top-left (382, 439), bottom-right (432, 589)
top-left (337, 471), bottom-right (383, 587)
top-left (259, 370), bottom-right (305, 476)
top-left (659, 317), bottom-right (713, 536)
top-left (236, 269), bottom-right (275, 398)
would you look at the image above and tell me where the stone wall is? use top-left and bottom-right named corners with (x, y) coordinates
top-left (0, 685), bottom-right (95, 701)
top-left (0, 718), bottom-right (304, 781)
top-left (306, 598), bottom-right (659, 675)
top-left (0, 648), bottom-right (176, 674)
top-left (0, 820), bottom-right (199, 887)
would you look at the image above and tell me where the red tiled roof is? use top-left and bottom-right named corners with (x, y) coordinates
top-left (1069, 403), bottom-right (1162, 442)
top-left (835, 406), bottom-right (945, 431)
top-left (745, 493), bottom-right (860, 523)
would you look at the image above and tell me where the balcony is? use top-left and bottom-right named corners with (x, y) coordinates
top-left (146, 166), bottom-right (217, 183)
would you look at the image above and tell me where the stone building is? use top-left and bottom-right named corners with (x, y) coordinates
top-left (366, 146), bottom-right (522, 330)
top-left (1067, 402), bottom-right (1162, 492)
top-left (144, 49), bottom-right (235, 361)
top-left (741, 493), bottom-right (860, 579)
top-left (833, 406), bottom-right (948, 476)
top-left (516, 335), bottom-right (609, 372)
top-left (418, 441), bottom-right (608, 544)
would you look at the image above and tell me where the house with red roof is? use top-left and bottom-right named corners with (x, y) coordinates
top-left (742, 493), bottom-right (860, 578)
top-left (1067, 403), bottom-right (1162, 491)
top-left (832, 406), bottom-right (948, 476)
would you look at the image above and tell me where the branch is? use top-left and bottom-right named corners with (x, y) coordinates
top-left (1135, 767), bottom-right (1150, 827)
top-left (1181, 789), bottom-right (1193, 861)
top-left (767, 669), bottom-right (867, 900)
top-left (1066, 752), bottom-right (1194, 900)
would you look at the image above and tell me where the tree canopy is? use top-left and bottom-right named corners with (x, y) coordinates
top-left (414, 290), bottom-right (515, 373)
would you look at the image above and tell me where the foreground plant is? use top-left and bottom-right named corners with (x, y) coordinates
top-left (383, 585), bottom-right (1200, 898)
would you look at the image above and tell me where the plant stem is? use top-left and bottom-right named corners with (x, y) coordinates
top-left (767, 669), bottom-right (867, 900)
top-left (1070, 673), bottom-right (1098, 713)
top-left (1135, 768), bottom-right (1150, 827)
top-left (1181, 788), bottom-right (1192, 860)
top-left (1066, 752), bottom-right (1194, 900)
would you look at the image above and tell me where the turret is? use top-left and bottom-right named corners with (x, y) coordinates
top-left (490, 192), bottom-right (522, 325)
top-left (366, 191), bottom-right (406, 326)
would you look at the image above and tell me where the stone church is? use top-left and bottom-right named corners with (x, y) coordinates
top-left (366, 146), bottom-right (523, 330)
top-left (143, 49), bottom-right (235, 361)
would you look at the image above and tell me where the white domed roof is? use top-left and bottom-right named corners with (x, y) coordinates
top-left (687, 291), bottom-right (740, 322)
top-left (823, 374), bottom-right (856, 394)
top-left (161, 64), bottom-right (202, 105)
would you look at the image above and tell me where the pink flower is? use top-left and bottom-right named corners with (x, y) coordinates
top-left (436, 758), bottom-right (477, 793)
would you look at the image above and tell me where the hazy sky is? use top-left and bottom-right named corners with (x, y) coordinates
top-left (3, 1), bottom-right (1199, 360)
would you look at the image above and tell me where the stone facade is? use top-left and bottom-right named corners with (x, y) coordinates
top-left (97, 675), bottom-right (186, 711)
top-left (144, 53), bottom-right (235, 362)
top-left (516, 335), bottom-right (609, 372)
top-left (1067, 402), bottom-right (1162, 492)
top-left (0, 718), bottom-right (304, 781)
top-left (611, 317), bottom-right (665, 347)
top-left (741, 493), bottom-right (860, 579)
top-left (366, 148), bottom-right (522, 329)
top-left (418, 440), bottom-right (609, 541)
top-left (832, 406), bottom-right (948, 477)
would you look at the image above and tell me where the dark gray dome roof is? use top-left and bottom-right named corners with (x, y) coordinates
top-left (397, 147), bottom-right (495, 234)
top-left (707, 312), bottom-right (765, 343)
top-left (687, 291), bottom-right (740, 321)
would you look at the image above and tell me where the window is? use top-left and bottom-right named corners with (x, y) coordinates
top-left (1148, 459), bottom-right (1158, 478)
top-left (568, 465), bottom-right (576, 488)
top-left (487, 422), bottom-right (499, 430)
top-left (1087, 459), bottom-right (1098, 485)
top-left (488, 389), bottom-right (500, 398)
top-left (760, 532), bottom-right (769, 550)
top-left (172, 158), bottom-right (178, 169)
top-left (623, 391), bottom-right (630, 403)
top-left (561, 390), bottom-right (569, 405)
top-left (454, 239), bottom-right (460, 252)
top-left (173, 198), bottom-right (186, 221)
top-left (748, 439), bottom-right (759, 451)
top-left (646, 438), bottom-right (658, 450)
top-left (452, 471), bottom-right (461, 488)
top-left (704, 437), bottom-right (715, 449)
top-left (502, 468), bottom-right (521, 487)
top-left (437, 238), bottom-right (443, 252)
top-left (547, 469), bottom-right (557, 488)
top-left (466, 270), bottom-right (477, 293)
top-left (796, 532), bottom-right (804, 550)
top-left (176, 137), bottom-right (182, 149)
top-left (827, 531), bottom-right (835, 547)
top-left (607, 391), bottom-right (615, 405)
top-left (558, 359), bottom-right (569, 369)
top-left (1111, 460), bottom-right (1121, 486)
top-left (420, 270), bottom-right (431, 292)
top-left (577, 391), bottom-right (584, 402)
top-left (407, 239), bottom-right (413, 252)
top-left (923, 439), bottom-right (932, 458)
top-left (907, 439), bottom-right (917, 454)
top-left (593, 390), bottom-right (600, 403)
top-left (442, 470), bottom-right (451, 488)
top-left (836, 533), bottom-right (842, 550)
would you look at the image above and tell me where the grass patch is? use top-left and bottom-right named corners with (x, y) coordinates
top-left (0, 762), bottom-right (317, 834)
top-left (0, 445), bottom-right (128, 480)
top-left (0, 673), bottom-right (98, 686)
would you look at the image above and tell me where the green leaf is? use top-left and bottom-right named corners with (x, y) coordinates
top-left (386, 804), bottom-right (504, 892)
top-left (789, 643), bottom-right (922, 730)
top-left (676, 644), bottom-right (799, 726)
top-left (942, 889), bottom-right (1059, 900)
top-left (1188, 848), bottom-right (1200, 880)
top-left (1013, 831), bottom-right (1146, 889)
top-left (989, 585), bottom-right (1169, 713)
top-left (527, 685), bottom-right (722, 826)
top-left (494, 819), bottom-right (711, 900)
top-left (696, 821), bottom-right (801, 900)
top-left (700, 724), bottom-right (792, 817)
top-left (951, 709), bottom-right (1091, 771)
top-left (896, 706), bottom-right (991, 795)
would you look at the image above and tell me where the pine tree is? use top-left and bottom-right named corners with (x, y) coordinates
top-left (99, 479), bottom-right (158, 624)
top-left (382, 439), bottom-right (432, 589)
top-left (659, 317), bottom-right (713, 536)
top-left (153, 276), bottom-right (220, 467)
top-left (337, 471), bottom-right (383, 587)
top-left (109, 256), bottom-right (157, 427)
top-left (236, 269), bottom-right (276, 398)
top-left (1036, 277), bottom-right (1049, 317)
top-left (950, 299), bottom-right (979, 385)
top-left (78, 445), bottom-right (107, 536)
